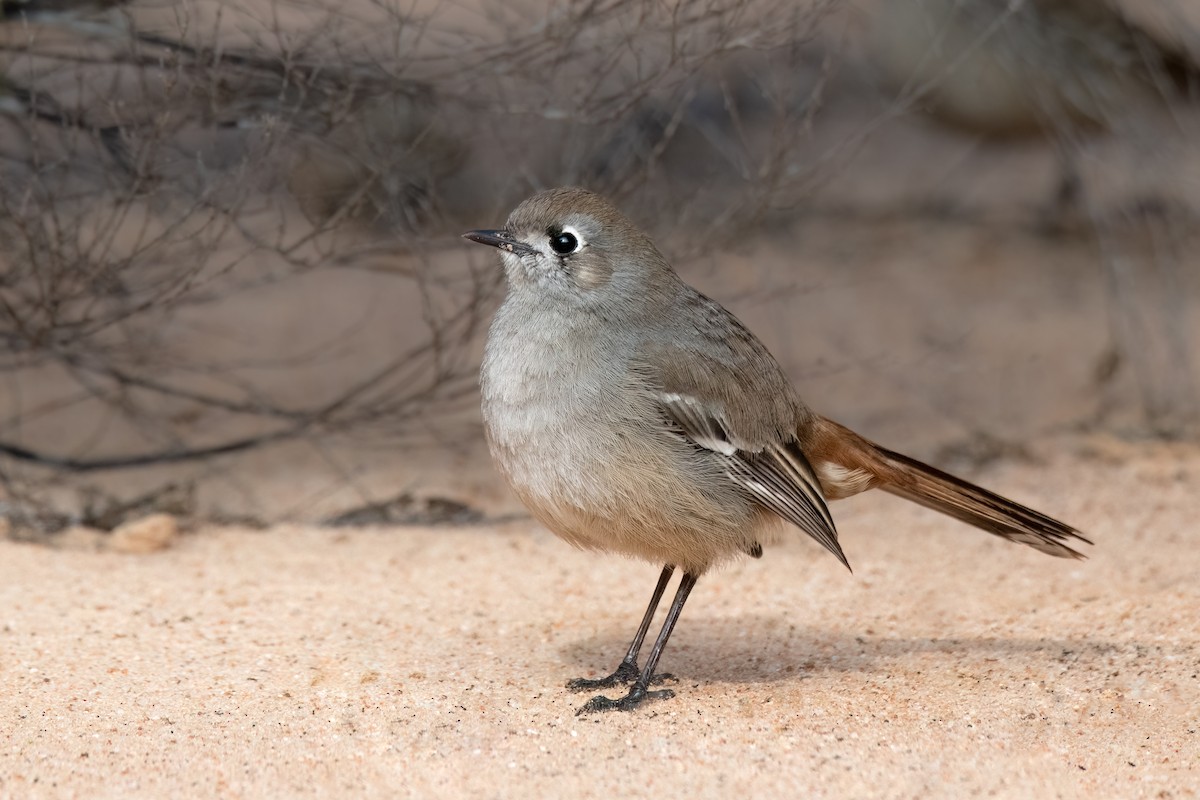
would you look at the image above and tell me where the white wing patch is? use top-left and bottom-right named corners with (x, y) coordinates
top-left (658, 392), bottom-right (738, 455)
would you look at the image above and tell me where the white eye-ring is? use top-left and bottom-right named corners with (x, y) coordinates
top-left (548, 224), bottom-right (585, 255)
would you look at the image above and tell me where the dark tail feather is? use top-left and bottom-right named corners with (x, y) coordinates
top-left (811, 418), bottom-right (1091, 559)
top-left (875, 446), bottom-right (1090, 559)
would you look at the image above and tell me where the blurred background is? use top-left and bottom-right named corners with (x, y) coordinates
top-left (1, 0), bottom-right (1198, 540)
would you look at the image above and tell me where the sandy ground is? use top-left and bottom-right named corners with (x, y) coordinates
top-left (1, 439), bottom-right (1197, 799)
top-left (4, 4), bottom-right (1200, 797)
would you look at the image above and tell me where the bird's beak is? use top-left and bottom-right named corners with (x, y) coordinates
top-left (462, 229), bottom-right (537, 257)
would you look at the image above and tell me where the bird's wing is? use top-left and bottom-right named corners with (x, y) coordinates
top-left (634, 289), bottom-right (847, 568)
top-left (652, 388), bottom-right (848, 570)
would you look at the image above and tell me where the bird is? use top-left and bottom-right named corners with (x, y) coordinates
top-left (463, 186), bottom-right (1089, 714)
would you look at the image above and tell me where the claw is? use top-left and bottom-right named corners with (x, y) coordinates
top-left (566, 659), bottom-right (640, 691)
top-left (566, 662), bottom-right (676, 693)
top-left (576, 684), bottom-right (675, 715)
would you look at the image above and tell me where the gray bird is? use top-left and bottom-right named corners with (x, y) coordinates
top-left (465, 187), bottom-right (1089, 714)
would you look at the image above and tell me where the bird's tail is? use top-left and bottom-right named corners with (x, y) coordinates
top-left (809, 417), bottom-right (1090, 559)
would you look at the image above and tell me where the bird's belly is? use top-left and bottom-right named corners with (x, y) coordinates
top-left (482, 382), bottom-right (766, 571)
top-left (483, 385), bottom-right (654, 524)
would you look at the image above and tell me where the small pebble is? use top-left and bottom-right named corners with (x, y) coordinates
top-left (108, 514), bottom-right (178, 554)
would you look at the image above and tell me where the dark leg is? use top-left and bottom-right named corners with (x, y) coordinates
top-left (577, 571), bottom-right (698, 715)
top-left (566, 564), bottom-right (674, 691)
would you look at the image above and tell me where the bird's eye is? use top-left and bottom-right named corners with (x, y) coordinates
top-left (548, 229), bottom-right (580, 255)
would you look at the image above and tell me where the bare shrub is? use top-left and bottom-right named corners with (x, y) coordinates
top-left (0, 0), bottom-right (851, 531)
top-left (1, 0), bottom-right (1196, 537)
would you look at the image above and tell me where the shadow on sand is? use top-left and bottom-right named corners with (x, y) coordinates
top-left (558, 614), bottom-right (1167, 686)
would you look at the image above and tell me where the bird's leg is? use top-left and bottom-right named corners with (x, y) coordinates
top-left (577, 571), bottom-right (698, 714)
top-left (566, 564), bottom-right (675, 691)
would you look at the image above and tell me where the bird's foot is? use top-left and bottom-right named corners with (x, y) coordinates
top-left (566, 660), bottom-right (674, 692)
top-left (576, 683), bottom-right (675, 715)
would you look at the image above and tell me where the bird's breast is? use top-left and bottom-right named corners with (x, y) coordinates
top-left (480, 308), bottom-right (635, 509)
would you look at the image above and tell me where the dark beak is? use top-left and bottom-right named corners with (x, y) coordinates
top-left (462, 229), bottom-right (537, 257)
